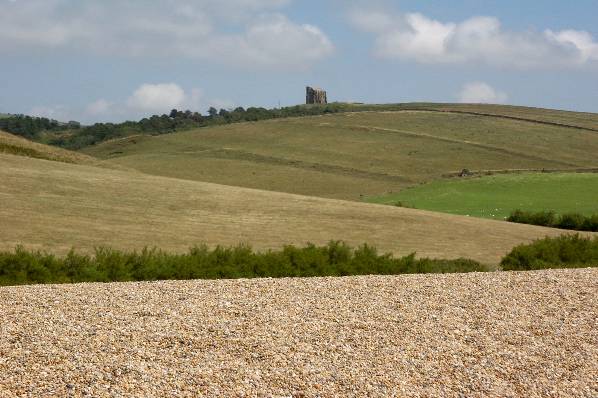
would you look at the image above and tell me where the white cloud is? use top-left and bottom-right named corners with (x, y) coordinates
top-left (123, 84), bottom-right (232, 114)
top-left (545, 30), bottom-right (598, 63)
top-left (210, 15), bottom-right (333, 68)
top-left (93, 83), bottom-right (232, 120)
top-left (31, 84), bottom-right (233, 123)
top-left (0, 0), bottom-right (332, 69)
top-left (127, 84), bottom-right (187, 113)
top-left (350, 9), bottom-right (598, 69)
top-left (458, 82), bottom-right (508, 104)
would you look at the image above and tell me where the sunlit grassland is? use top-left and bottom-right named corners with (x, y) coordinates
top-left (82, 107), bottom-right (598, 200)
top-left (366, 173), bottom-right (598, 219)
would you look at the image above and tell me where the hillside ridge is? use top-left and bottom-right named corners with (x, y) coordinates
top-left (83, 108), bottom-right (598, 200)
top-left (352, 123), bottom-right (581, 167)
top-left (416, 108), bottom-right (598, 132)
top-left (2, 152), bottom-right (591, 265)
top-left (0, 130), bottom-right (96, 164)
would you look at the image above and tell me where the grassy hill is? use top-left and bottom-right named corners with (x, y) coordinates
top-left (418, 103), bottom-right (598, 131)
top-left (367, 172), bottom-right (598, 219)
top-left (0, 130), bottom-right (97, 164)
top-left (0, 152), bottom-right (578, 265)
top-left (82, 104), bottom-right (598, 200)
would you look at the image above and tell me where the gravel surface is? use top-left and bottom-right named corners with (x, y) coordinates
top-left (1, 269), bottom-right (597, 397)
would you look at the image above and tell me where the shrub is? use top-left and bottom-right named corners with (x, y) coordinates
top-left (557, 213), bottom-right (585, 230)
top-left (507, 210), bottom-right (556, 227)
top-left (507, 210), bottom-right (598, 232)
top-left (530, 211), bottom-right (557, 227)
top-left (581, 215), bottom-right (598, 232)
top-left (0, 242), bottom-right (490, 286)
top-left (501, 235), bottom-right (598, 271)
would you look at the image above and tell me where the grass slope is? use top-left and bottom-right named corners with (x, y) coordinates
top-left (0, 153), bottom-right (580, 265)
top-left (83, 105), bottom-right (598, 200)
top-left (366, 173), bottom-right (598, 219)
top-left (0, 130), bottom-right (97, 164)
top-left (422, 103), bottom-right (598, 131)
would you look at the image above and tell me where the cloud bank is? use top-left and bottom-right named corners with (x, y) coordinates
top-left (0, 0), bottom-right (333, 69)
top-left (127, 84), bottom-right (190, 113)
top-left (350, 9), bottom-right (598, 69)
top-left (458, 82), bottom-right (508, 104)
top-left (32, 83), bottom-right (233, 123)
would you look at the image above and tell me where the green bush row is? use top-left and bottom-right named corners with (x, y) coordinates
top-left (0, 242), bottom-right (487, 286)
top-left (3, 236), bottom-right (596, 286)
top-left (501, 234), bottom-right (598, 270)
top-left (0, 114), bottom-right (73, 140)
top-left (2, 103), bottom-right (420, 150)
top-left (507, 210), bottom-right (598, 232)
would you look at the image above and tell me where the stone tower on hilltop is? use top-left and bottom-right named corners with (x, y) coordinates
top-left (306, 86), bottom-right (327, 105)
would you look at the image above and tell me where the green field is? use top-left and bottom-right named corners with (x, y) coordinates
top-left (82, 105), bottom-right (598, 200)
top-left (366, 173), bottom-right (598, 219)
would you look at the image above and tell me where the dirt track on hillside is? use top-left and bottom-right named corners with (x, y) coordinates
top-left (1, 269), bottom-right (596, 397)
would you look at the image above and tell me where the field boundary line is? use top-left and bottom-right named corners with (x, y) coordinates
top-left (414, 108), bottom-right (598, 133)
top-left (442, 167), bottom-right (598, 178)
top-left (185, 147), bottom-right (414, 183)
top-left (349, 125), bottom-right (582, 168)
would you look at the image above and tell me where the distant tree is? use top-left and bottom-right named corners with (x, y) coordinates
top-left (208, 107), bottom-right (218, 117)
top-left (67, 121), bottom-right (81, 129)
top-left (2, 101), bottom-right (364, 149)
top-left (191, 112), bottom-right (203, 123)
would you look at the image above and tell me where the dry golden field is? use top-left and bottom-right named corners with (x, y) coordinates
top-left (0, 130), bottom-right (97, 165)
top-left (0, 153), bottom-right (581, 265)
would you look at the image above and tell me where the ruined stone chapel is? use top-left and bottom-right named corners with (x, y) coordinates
top-left (306, 86), bottom-right (327, 104)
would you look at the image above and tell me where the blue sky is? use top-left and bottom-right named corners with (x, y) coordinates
top-left (1, 0), bottom-right (597, 123)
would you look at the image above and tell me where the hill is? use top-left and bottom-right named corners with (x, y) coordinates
top-left (0, 153), bottom-right (579, 265)
top-left (367, 172), bottom-right (598, 219)
top-left (0, 130), bottom-right (96, 164)
top-left (417, 103), bottom-right (598, 131)
top-left (82, 104), bottom-right (598, 200)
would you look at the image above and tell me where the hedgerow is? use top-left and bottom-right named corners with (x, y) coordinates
top-left (1, 104), bottom-right (372, 150)
top-left (0, 242), bottom-right (487, 286)
top-left (501, 234), bottom-right (598, 271)
top-left (507, 210), bottom-right (598, 232)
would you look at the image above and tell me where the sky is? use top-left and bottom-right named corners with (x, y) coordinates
top-left (1, 0), bottom-right (597, 123)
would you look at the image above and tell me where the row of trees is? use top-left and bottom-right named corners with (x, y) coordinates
top-left (0, 242), bottom-right (487, 286)
top-left (1, 103), bottom-right (352, 149)
top-left (0, 115), bottom-right (80, 139)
